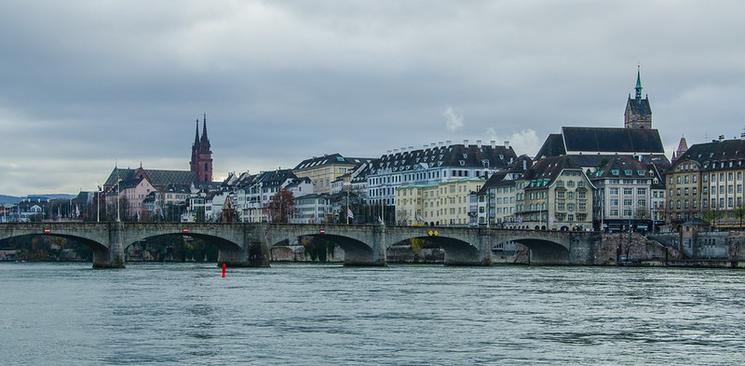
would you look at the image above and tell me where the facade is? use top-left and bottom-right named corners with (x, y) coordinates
top-left (232, 169), bottom-right (304, 223)
top-left (665, 136), bottom-right (745, 227)
top-left (514, 156), bottom-right (594, 231)
top-left (624, 67), bottom-right (652, 129)
top-left (293, 154), bottom-right (374, 194)
top-left (190, 114), bottom-right (213, 183)
top-left (395, 178), bottom-right (484, 226)
top-left (589, 156), bottom-right (657, 232)
top-left (291, 194), bottom-right (333, 224)
top-left (368, 140), bottom-right (518, 208)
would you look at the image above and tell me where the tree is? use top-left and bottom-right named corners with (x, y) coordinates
top-left (702, 209), bottom-right (724, 229)
top-left (735, 204), bottom-right (745, 229)
top-left (264, 188), bottom-right (295, 224)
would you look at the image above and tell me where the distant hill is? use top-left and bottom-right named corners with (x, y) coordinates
top-left (0, 194), bottom-right (75, 204)
top-left (0, 195), bottom-right (21, 204)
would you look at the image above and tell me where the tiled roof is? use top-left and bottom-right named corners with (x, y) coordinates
top-left (523, 156), bottom-right (583, 190)
top-left (294, 153), bottom-right (375, 170)
top-left (535, 134), bottom-right (566, 158)
top-left (104, 168), bottom-right (196, 190)
top-left (561, 127), bottom-right (664, 154)
top-left (372, 144), bottom-right (517, 174)
top-left (673, 139), bottom-right (745, 172)
top-left (589, 156), bottom-right (655, 179)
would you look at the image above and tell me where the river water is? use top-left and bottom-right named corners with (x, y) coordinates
top-left (0, 263), bottom-right (743, 365)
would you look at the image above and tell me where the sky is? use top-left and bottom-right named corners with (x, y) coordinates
top-left (1, 1), bottom-right (744, 195)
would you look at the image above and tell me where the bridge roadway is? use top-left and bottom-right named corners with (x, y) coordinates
top-left (0, 223), bottom-right (601, 268)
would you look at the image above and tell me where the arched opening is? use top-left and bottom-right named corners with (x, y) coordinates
top-left (270, 233), bottom-right (374, 266)
top-left (0, 234), bottom-right (108, 265)
top-left (125, 233), bottom-right (242, 264)
top-left (511, 238), bottom-right (569, 265)
top-left (388, 236), bottom-right (482, 265)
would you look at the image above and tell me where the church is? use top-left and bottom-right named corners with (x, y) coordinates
top-left (102, 115), bottom-right (216, 220)
top-left (535, 67), bottom-right (667, 166)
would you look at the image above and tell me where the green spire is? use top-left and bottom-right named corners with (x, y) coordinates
top-left (635, 65), bottom-right (643, 99)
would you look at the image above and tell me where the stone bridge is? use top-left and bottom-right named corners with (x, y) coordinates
top-left (0, 223), bottom-right (600, 268)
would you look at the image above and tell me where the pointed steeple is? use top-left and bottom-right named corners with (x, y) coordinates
top-left (200, 113), bottom-right (211, 150)
top-left (635, 65), bottom-right (643, 100)
top-left (193, 119), bottom-right (200, 146)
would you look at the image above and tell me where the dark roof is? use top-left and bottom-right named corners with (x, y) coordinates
top-left (523, 156), bottom-right (583, 190)
top-left (294, 153), bottom-right (375, 170)
top-left (561, 127), bottom-right (664, 154)
top-left (588, 156), bottom-right (656, 180)
top-left (673, 139), bottom-right (745, 172)
top-left (477, 172), bottom-right (510, 194)
top-left (163, 184), bottom-right (191, 194)
top-left (118, 178), bottom-right (146, 190)
top-left (285, 177), bottom-right (312, 188)
top-left (104, 168), bottom-right (196, 190)
top-left (559, 154), bottom-right (668, 170)
top-left (626, 97), bottom-right (652, 116)
top-left (372, 144), bottom-right (517, 174)
top-left (535, 134), bottom-right (566, 158)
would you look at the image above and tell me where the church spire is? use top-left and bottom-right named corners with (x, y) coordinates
top-left (635, 65), bottom-right (643, 100)
top-left (201, 113), bottom-right (208, 142)
top-left (193, 119), bottom-right (200, 146)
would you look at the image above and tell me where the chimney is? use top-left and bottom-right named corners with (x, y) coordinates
top-left (438, 141), bottom-right (444, 146)
top-left (464, 139), bottom-right (469, 145)
top-left (504, 140), bottom-right (510, 148)
top-left (387, 150), bottom-right (392, 154)
top-left (490, 140), bottom-right (496, 148)
top-left (409, 146), bottom-right (415, 151)
top-left (522, 159), bottom-right (527, 171)
top-left (476, 139), bottom-right (482, 146)
top-left (393, 148), bottom-right (399, 153)
top-left (719, 135), bottom-right (725, 141)
top-left (446, 140), bottom-right (452, 145)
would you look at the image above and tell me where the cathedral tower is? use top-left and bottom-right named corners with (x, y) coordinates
top-left (190, 114), bottom-right (213, 183)
top-left (624, 66), bottom-right (652, 129)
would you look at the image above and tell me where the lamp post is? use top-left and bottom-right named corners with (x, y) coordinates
top-left (96, 185), bottom-right (101, 223)
top-left (116, 178), bottom-right (122, 223)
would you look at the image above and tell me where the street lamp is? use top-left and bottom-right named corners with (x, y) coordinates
top-left (96, 185), bottom-right (102, 223)
top-left (116, 178), bottom-right (122, 223)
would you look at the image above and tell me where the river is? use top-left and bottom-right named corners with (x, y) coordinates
top-left (0, 263), bottom-right (743, 365)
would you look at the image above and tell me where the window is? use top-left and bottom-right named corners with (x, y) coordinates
top-left (610, 188), bottom-right (619, 195)
top-left (637, 188), bottom-right (646, 195)
top-left (623, 188), bottom-right (633, 195)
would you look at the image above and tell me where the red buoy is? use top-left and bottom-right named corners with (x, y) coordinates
top-left (221, 262), bottom-right (227, 278)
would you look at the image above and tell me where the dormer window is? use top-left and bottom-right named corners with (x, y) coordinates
top-left (459, 160), bottom-right (465, 166)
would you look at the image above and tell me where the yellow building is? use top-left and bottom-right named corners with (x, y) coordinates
top-left (396, 179), bottom-right (484, 226)
top-left (293, 153), bottom-right (374, 194)
top-left (666, 137), bottom-right (745, 228)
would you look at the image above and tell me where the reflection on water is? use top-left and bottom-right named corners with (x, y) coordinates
top-left (1, 263), bottom-right (744, 365)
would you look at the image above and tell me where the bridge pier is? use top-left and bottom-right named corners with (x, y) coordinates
top-left (218, 241), bottom-right (270, 267)
top-left (93, 223), bottom-right (125, 269)
top-left (344, 224), bottom-right (387, 266)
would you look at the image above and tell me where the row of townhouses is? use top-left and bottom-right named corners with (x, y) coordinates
top-left (40, 70), bottom-right (738, 233)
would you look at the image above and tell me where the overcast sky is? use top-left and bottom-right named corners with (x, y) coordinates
top-left (1, 1), bottom-right (744, 195)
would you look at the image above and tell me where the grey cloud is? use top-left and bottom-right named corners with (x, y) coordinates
top-left (0, 0), bottom-right (744, 195)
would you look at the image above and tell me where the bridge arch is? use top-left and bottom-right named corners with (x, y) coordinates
top-left (121, 223), bottom-right (253, 266)
top-left (265, 224), bottom-right (380, 266)
top-left (494, 231), bottom-right (573, 265)
top-left (0, 223), bottom-right (114, 268)
top-left (388, 234), bottom-right (482, 265)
